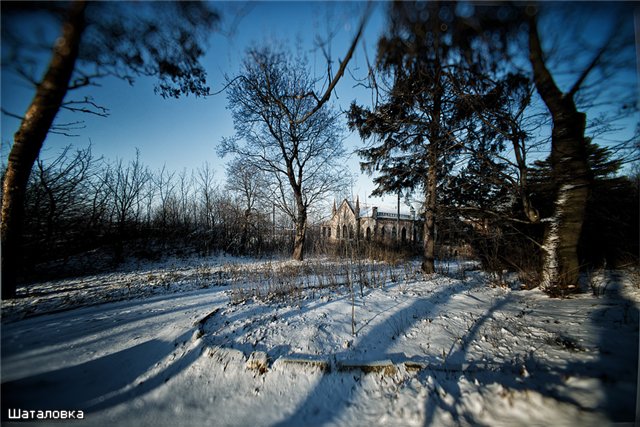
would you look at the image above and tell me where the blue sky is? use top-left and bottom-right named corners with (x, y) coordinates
top-left (2, 1), bottom-right (393, 206)
top-left (1, 1), bottom-right (638, 211)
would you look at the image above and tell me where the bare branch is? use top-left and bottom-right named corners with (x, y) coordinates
top-left (294, 2), bottom-right (373, 125)
top-left (566, 27), bottom-right (616, 99)
top-left (1, 108), bottom-right (25, 121)
top-left (50, 120), bottom-right (86, 137)
top-left (67, 71), bottom-right (107, 90)
top-left (61, 97), bottom-right (110, 117)
top-left (209, 74), bottom-right (248, 96)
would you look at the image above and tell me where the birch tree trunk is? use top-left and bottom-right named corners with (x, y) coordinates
top-left (528, 17), bottom-right (591, 294)
top-left (1, 1), bottom-right (86, 299)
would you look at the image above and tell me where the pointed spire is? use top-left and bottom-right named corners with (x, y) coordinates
top-left (355, 196), bottom-right (360, 219)
top-left (332, 199), bottom-right (337, 216)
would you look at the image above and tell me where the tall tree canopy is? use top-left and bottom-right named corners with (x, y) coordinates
top-left (348, 1), bottom-right (519, 273)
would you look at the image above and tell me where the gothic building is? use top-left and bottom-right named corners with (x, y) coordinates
top-left (321, 198), bottom-right (421, 244)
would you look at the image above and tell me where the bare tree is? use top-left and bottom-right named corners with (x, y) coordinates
top-left (103, 150), bottom-right (150, 261)
top-left (34, 146), bottom-right (93, 246)
top-left (19, 145), bottom-right (98, 265)
top-left (153, 165), bottom-right (176, 232)
top-left (195, 162), bottom-right (218, 232)
top-left (225, 158), bottom-right (270, 254)
top-left (220, 46), bottom-right (351, 261)
top-left (86, 160), bottom-right (111, 237)
top-left (177, 169), bottom-right (194, 230)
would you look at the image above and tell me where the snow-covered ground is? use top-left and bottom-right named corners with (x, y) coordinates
top-left (2, 256), bottom-right (639, 426)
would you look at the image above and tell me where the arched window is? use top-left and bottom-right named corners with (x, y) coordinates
top-left (365, 227), bottom-right (371, 240)
top-left (349, 225), bottom-right (354, 239)
top-left (328, 228), bottom-right (331, 238)
top-left (342, 224), bottom-right (347, 240)
top-left (392, 226), bottom-right (397, 239)
top-left (380, 226), bottom-right (386, 239)
top-left (336, 225), bottom-right (341, 239)
top-left (401, 227), bottom-right (407, 242)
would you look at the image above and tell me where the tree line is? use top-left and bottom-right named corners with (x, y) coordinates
top-left (8, 145), bottom-right (310, 281)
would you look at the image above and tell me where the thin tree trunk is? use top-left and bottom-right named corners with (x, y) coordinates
top-left (422, 145), bottom-right (437, 274)
top-left (1, 1), bottom-right (86, 299)
top-left (422, 168), bottom-right (436, 274)
top-left (292, 197), bottom-right (306, 261)
top-left (421, 12), bottom-right (444, 275)
top-left (528, 17), bottom-right (591, 294)
top-left (422, 50), bottom-right (444, 275)
top-left (240, 209), bottom-right (250, 253)
top-left (511, 130), bottom-right (540, 223)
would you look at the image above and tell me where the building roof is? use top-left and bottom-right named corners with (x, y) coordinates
top-left (320, 199), bottom-right (418, 226)
top-left (345, 200), bottom-right (415, 220)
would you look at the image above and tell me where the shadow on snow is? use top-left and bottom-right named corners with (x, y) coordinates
top-left (1, 329), bottom-right (204, 420)
top-left (271, 273), bottom-right (638, 426)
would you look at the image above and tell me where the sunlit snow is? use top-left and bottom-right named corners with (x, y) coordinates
top-left (2, 256), bottom-right (638, 426)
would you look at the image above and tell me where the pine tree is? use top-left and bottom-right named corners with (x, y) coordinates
top-left (348, 2), bottom-right (519, 273)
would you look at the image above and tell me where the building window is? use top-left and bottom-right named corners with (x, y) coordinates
top-left (366, 227), bottom-right (371, 240)
top-left (401, 227), bottom-right (407, 242)
top-left (381, 226), bottom-right (386, 239)
top-left (342, 224), bottom-right (347, 240)
top-left (328, 228), bottom-right (331, 238)
top-left (336, 225), bottom-right (341, 239)
top-left (349, 225), bottom-right (354, 239)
